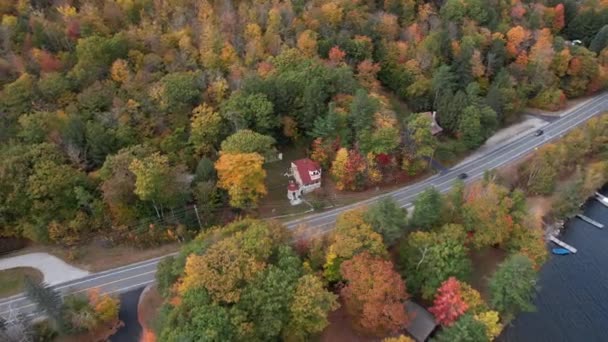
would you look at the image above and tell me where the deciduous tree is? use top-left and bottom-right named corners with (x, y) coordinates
top-left (340, 252), bottom-right (409, 336)
top-left (489, 254), bottom-right (537, 320)
top-left (284, 275), bottom-right (339, 341)
top-left (215, 153), bottom-right (267, 209)
top-left (429, 277), bottom-right (469, 326)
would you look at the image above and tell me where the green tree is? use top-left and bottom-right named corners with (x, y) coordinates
top-left (398, 225), bottom-right (472, 299)
top-left (37, 72), bottom-right (70, 102)
top-left (220, 130), bottom-right (277, 160)
top-left (364, 197), bottom-right (408, 245)
top-left (284, 275), bottom-right (339, 341)
top-left (458, 106), bottom-right (483, 149)
top-left (431, 314), bottom-right (488, 342)
top-left (159, 288), bottom-right (236, 342)
top-left (189, 104), bottom-right (224, 155)
top-left (1, 73), bottom-right (34, 117)
top-left (24, 279), bottom-right (65, 332)
top-left (194, 157), bottom-right (217, 183)
top-left (489, 254), bottom-right (538, 321)
top-left (129, 152), bottom-right (189, 216)
top-left (590, 25), bottom-right (608, 53)
top-left (233, 246), bottom-right (302, 341)
top-left (410, 187), bottom-right (443, 230)
top-left (159, 71), bottom-right (203, 112)
top-left (221, 93), bottom-right (277, 134)
top-left (350, 89), bottom-right (378, 135)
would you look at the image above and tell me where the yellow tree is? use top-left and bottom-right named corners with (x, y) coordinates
top-left (331, 148), bottom-right (349, 190)
top-left (323, 209), bottom-right (387, 281)
top-left (215, 153), bottom-right (267, 209)
top-left (297, 30), bottom-right (318, 57)
top-left (474, 310), bottom-right (503, 340)
top-left (189, 103), bottom-right (223, 155)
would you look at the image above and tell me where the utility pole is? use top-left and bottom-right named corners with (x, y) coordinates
top-left (193, 205), bottom-right (203, 230)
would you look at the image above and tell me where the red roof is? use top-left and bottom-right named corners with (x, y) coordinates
top-left (293, 158), bottom-right (321, 185)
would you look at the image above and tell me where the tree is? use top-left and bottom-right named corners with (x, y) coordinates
top-left (550, 170), bottom-right (585, 219)
top-left (189, 104), bottom-right (224, 155)
top-left (429, 277), bottom-right (469, 326)
top-left (234, 246), bottom-right (302, 341)
top-left (1, 74), bottom-right (34, 116)
top-left (364, 197), bottom-right (408, 246)
top-left (297, 30), bottom-right (318, 57)
top-left (474, 310), bottom-right (503, 340)
top-left (459, 282), bottom-right (487, 314)
top-left (590, 25), bottom-right (608, 53)
top-left (403, 114), bottom-right (438, 175)
top-left (221, 93), bottom-right (276, 134)
top-left (462, 182), bottom-right (521, 249)
top-left (215, 153), bottom-right (267, 209)
top-left (24, 279), bottom-right (65, 332)
top-left (398, 225), bottom-right (472, 299)
top-left (340, 252), bottom-right (409, 336)
top-left (324, 209), bottom-right (387, 282)
top-left (159, 288), bottom-right (236, 342)
top-left (284, 275), bottom-right (339, 341)
top-left (88, 288), bottom-right (120, 323)
top-left (158, 71), bottom-right (203, 112)
top-left (220, 130), bottom-right (276, 160)
top-left (489, 254), bottom-right (538, 320)
top-left (431, 314), bottom-right (488, 342)
top-left (129, 153), bottom-right (189, 216)
top-left (178, 220), bottom-right (284, 303)
top-left (410, 187), bottom-right (443, 230)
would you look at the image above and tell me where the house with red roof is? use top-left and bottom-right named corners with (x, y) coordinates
top-left (290, 158), bottom-right (322, 194)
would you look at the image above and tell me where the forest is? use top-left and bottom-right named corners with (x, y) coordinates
top-left (0, 0), bottom-right (607, 248)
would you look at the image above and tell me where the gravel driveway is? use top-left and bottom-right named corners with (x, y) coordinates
top-left (0, 252), bottom-right (89, 285)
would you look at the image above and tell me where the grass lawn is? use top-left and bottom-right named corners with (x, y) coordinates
top-left (0, 267), bottom-right (43, 297)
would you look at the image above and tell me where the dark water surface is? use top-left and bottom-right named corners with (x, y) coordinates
top-left (500, 192), bottom-right (608, 342)
top-left (111, 288), bottom-right (143, 342)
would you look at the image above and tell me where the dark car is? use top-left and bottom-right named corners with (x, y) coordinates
top-left (458, 173), bottom-right (468, 180)
top-left (534, 129), bottom-right (544, 136)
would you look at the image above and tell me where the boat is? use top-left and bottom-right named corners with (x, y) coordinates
top-left (552, 248), bottom-right (571, 255)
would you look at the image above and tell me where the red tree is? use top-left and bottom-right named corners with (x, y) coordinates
top-left (340, 252), bottom-right (409, 336)
top-left (328, 46), bottom-right (346, 65)
top-left (553, 4), bottom-right (565, 32)
top-left (429, 277), bottom-right (469, 326)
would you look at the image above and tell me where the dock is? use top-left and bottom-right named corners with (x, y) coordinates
top-left (576, 214), bottom-right (604, 229)
top-left (549, 236), bottom-right (578, 254)
top-left (595, 192), bottom-right (608, 207)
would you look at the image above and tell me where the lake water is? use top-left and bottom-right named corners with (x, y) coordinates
top-left (500, 188), bottom-right (608, 342)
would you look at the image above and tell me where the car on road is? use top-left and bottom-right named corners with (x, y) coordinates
top-left (458, 173), bottom-right (468, 180)
top-left (534, 129), bottom-right (544, 136)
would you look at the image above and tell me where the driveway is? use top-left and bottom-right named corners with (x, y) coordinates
top-left (0, 253), bottom-right (89, 286)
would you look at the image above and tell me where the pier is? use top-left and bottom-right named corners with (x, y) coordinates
top-left (595, 192), bottom-right (608, 208)
top-left (549, 236), bottom-right (578, 254)
top-left (576, 214), bottom-right (604, 229)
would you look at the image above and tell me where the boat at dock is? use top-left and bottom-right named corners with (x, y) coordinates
top-left (552, 248), bottom-right (571, 255)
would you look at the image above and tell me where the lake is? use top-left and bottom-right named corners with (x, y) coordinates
top-left (500, 188), bottom-right (608, 342)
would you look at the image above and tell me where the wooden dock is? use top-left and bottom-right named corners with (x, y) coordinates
top-left (595, 192), bottom-right (608, 207)
top-left (576, 214), bottom-right (604, 229)
top-left (549, 236), bottom-right (578, 254)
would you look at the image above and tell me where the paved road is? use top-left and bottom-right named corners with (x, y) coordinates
top-left (1, 93), bottom-right (607, 319)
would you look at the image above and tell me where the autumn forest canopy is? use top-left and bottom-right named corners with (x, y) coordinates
top-left (0, 0), bottom-right (607, 247)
